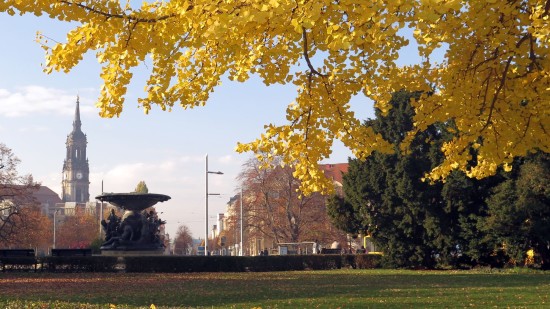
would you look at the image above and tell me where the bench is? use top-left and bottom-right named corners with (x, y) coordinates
top-left (48, 248), bottom-right (97, 272)
top-left (320, 248), bottom-right (342, 254)
top-left (51, 248), bottom-right (93, 257)
top-left (0, 249), bottom-right (38, 271)
top-left (0, 249), bottom-right (35, 257)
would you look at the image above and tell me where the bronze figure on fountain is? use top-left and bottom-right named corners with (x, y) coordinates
top-left (97, 192), bottom-right (170, 254)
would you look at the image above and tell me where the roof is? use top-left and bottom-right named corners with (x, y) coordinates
top-left (33, 186), bottom-right (62, 205)
top-left (319, 163), bottom-right (348, 186)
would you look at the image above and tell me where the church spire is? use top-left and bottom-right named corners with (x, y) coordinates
top-left (73, 96), bottom-right (82, 132)
top-left (62, 95), bottom-right (90, 203)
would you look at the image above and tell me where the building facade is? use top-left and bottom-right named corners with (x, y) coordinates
top-left (61, 97), bottom-right (90, 203)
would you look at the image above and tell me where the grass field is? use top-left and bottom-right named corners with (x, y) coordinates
top-left (0, 269), bottom-right (549, 308)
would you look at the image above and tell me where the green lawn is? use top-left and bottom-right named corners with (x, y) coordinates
top-left (0, 269), bottom-right (548, 308)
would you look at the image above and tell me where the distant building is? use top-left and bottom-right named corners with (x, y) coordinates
top-left (61, 97), bottom-right (90, 203)
top-left (190, 238), bottom-right (203, 255)
top-left (53, 98), bottom-right (102, 219)
top-left (319, 163), bottom-right (348, 196)
top-left (33, 186), bottom-right (62, 216)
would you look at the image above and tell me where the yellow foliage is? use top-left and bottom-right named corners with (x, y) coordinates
top-left (2, 0), bottom-right (549, 194)
top-left (525, 249), bottom-right (535, 266)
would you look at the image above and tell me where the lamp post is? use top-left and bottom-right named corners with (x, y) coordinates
top-left (98, 180), bottom-right (104, 238)
top-left (53, 209), bottom-right (60, 249)
top-left (240, 187), bottom-right (244, 256)
top-left (205, 154), bottom-right (223, 256)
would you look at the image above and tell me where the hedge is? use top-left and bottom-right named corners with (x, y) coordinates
top-left (41, 256), bottom-right (119, 272)
top-left (0, 254), bottom-right (382, 273)
top-left (123, 254), bottom-right (382, 273)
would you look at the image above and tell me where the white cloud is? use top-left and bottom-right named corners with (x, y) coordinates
top-left (0, 86), bottom-right (96, 117)
top-left (18, 125), bottom-right (51, 133)
top-left (39, 172), bottom-right (62, 198)
top-left (218, 154), bottom-right (236, 164)
top-left (178, 155), bottom-right (203, 164)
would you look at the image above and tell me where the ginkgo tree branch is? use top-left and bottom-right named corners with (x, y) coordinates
top-left (302, 27), bottom-right (327, 78)
top-left (60, 0), bottom-right (179, 23)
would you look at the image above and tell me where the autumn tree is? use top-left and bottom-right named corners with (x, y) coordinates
top-left (1, 205), bottom-right (53, 253)
top-left (1, 1), bottom-right (548, 194)
top-left (0, 143), bottom-right (40, 243)
top-left (220, 198), bottom-right (239, 252)
top-left (173, 224), bottom-right (193, 255)
top-left (238, 157), bottom-right (341, 245)
top-left (55, 209), bottom-right (99, 248)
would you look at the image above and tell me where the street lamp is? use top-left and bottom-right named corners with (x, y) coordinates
top-left (98, 180), bottom-right (105, 239)
top-left (205, 154), bottom-right (223, 256)
top-left (53, 209), bottom-right (60, 249)
top-left (240, 187), bottom-right (244, 256)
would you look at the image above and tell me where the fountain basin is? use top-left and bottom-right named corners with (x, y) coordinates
top-left (96, 193), bottom-right (170, 211)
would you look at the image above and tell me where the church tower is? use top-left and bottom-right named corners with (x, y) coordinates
top-left (62, 97), bottom-right (90, 202)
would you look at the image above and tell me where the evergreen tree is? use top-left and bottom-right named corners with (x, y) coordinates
top-left (329, 90), bottom-right (549, 268)
top-left (336, 91), bottom-right (436, 267)
top-left (134, 181), bottom-right (149, 193)
top-left (334, 91), bottom-right (490, 268)
top-left (326, 195), bottom-right (363, 236)
top-left (482, 152), bottom-right (550, 268)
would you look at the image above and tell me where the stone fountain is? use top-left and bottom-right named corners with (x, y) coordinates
top-left (96, 192), bottom-right (170, 255)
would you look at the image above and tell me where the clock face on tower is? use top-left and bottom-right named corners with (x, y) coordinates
top-left (76, 172), bottom-right (83, 180)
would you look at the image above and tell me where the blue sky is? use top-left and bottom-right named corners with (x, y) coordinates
top-left (0, 12), bottom-right (383, 239)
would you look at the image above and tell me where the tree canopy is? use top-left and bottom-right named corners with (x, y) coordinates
top-left (134, 180), bottom-right (149, 193)
top-left (332, 90), bottom-right (458, 267)
top-left (2, 0), bottom-right (548, 194)
top-left (238, 157), bottom-right (337, 244)
top-left (173, 224), bottom-right (193, 255)
top-left (0, 143), bottom-right (40, 242)
top-left (482, 152), bottom-right (550, 269)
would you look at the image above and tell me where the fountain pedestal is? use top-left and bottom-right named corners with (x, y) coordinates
top-left (96, 193), bottom-right (170, 255)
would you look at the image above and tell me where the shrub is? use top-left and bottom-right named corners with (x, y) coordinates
top-left (0, 257), bottom-right (39, 271)
top-left (42, 256), bottom-right (118, 272)
top-left (355, 254), bottom-right (382, 269)
top-left (123, 256), bottom-right (248, 272)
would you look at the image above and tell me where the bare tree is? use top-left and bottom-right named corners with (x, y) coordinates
top-left (0, 143), bottom-right (40, 243)
top-left (238, 157), bottom-right (335, 245)
top-left (173, 224), bottom-right (193, 255)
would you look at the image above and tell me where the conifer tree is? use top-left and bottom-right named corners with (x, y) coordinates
top-left (332, 91), bottom-right (491, 268)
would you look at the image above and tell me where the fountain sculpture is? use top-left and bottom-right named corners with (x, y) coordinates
top-left (96, 193), bottom-right (170, 255)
